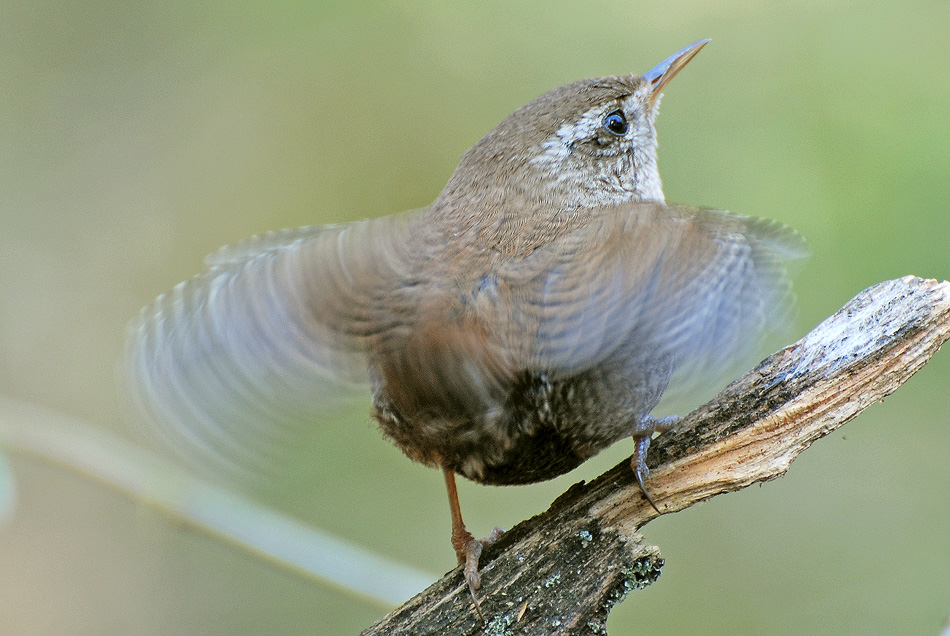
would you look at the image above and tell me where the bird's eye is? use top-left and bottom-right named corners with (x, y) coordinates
top-left (603, 109), bottom-right (628, 136)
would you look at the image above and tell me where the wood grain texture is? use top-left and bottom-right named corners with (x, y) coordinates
top-left (362, 276), bottom-right (950, 636)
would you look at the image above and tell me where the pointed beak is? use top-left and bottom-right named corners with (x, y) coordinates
top-left (643, 39), bottom-right (710, 105)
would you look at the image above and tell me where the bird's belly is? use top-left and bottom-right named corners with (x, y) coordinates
top-left (373, 401), bottom-right (587, 485)
top-left (453, 424), bottom-right (588, 485)
top-left (372, 369), bottom-right (654, 485)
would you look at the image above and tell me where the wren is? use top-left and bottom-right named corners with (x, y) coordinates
top-left (124, 40), bottom-right (805, 617)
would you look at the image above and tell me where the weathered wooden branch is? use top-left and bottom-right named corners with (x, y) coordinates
top-left (362, 276), bottom-right (950, 636)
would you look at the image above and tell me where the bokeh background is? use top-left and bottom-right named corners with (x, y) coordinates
top-left (2, 1), bottom-right (949, 634)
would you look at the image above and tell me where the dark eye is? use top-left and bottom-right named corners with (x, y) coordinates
top-left (603, 109), bottom-right (628, 136)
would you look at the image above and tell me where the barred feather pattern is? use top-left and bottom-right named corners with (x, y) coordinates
top-left (123, 201), bottom-right (805, 485)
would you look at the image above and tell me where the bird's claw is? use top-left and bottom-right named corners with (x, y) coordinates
top-left (631, 431), bottom-right (662, 513)
top-left (633, 455), bottom-right (661, 513)
top-left (455, 527), bottom-right (505, 621)
top-left (630, 414), bottom-right (680, 512)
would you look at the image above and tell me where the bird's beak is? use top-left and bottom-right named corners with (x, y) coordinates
top-left (643, 39), bottom-right (710, 105)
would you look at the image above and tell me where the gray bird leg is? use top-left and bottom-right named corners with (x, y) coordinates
top-left (631, 415), bottom-right (680, 513)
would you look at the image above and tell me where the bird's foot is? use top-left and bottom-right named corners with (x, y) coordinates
top-left (631, 415), bottom-right (681, 513)
top-left (645, 414), bottom-right (681, 434)
top-left (452, 526), bottom-right (505, 621)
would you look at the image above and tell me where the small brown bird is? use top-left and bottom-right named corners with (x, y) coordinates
top-left (124, 40), bottom-right (804, 614)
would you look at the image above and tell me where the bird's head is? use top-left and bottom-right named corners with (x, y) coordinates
top-left (435, 40), bottom-right (709, 213)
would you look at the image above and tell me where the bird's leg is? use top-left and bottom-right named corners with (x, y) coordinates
top-left (631, 415), bottom-right (680, 513)
top-left (443, 468), bottom-right (504, 621)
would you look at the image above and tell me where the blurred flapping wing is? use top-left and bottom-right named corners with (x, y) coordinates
top-left (123, 211), bottom-right (425, 479)
top-left (504, 203), bottom-right (807, 400)
top-left (124, 201), bottom-right (804, 480)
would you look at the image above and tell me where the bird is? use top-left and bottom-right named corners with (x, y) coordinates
top-left (123, 39), bottom-right (806, 617)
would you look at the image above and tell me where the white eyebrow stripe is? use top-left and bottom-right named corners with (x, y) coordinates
top-left (530, 104), bottom-right (607, 172)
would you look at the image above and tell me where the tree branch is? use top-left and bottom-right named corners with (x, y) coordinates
top-left (362, 276), bottom-right (950, 635)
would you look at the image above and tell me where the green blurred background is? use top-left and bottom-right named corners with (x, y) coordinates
top-left (2, 1), bottom-right (949, 634)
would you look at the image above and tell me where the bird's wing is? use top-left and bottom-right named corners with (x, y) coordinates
top-left (124, 201), bottom-right (804, 479)
top-left (496, 202), bottom-right (807, 400)
top-left (123, 210), bottom-right (426, 479)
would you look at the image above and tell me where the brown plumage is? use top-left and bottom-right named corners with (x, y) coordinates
top-left (123, 40), bottom-right (805, 616)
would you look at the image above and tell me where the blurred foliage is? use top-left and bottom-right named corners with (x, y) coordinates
top-left (1, 1), bottom-right (949, 634)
